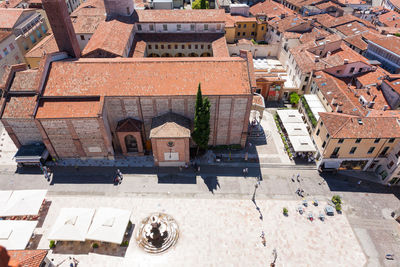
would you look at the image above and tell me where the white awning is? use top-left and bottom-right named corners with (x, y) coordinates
top-left (0, 190), bottom-right (47, 217)
top-left (288, 135), bottom-right (316, 153)
top-left (283, 123), bottom-right (309, 136)
top-left (48, 208), bottom-right (95, 242)
top-left (0, 191), bottom-right (12, 209)
top-left (86, 208), bottom-right (131, 244)
top-left (277, 109), bottom-right (304, 124)
top-left (0, 220), bottom-right (37, 250)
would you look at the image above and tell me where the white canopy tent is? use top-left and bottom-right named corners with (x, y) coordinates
top-left (0, 220), bottom-right (37, 250)
top-left (0, 190), bottom-right (47, 217)
top-left (86, 208), bottom-right (131, 244)
top-left (283, 123), bottom-right (309, 136)
top-left (47, 208), bottom-right (95, 242)
top-left (288, 135), bottom-right (317, 153)
top-left (277, 109), bottom-right (304, 124)
top-left (0, 191), bottom-right (12, 210)
top-left (303, 94), bottom-right (327, 121)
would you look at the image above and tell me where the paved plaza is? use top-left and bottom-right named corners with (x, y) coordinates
top-left (37, 196), bottom-right (365, 267)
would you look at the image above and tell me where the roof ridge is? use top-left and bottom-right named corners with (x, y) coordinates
top-left (331, 116), bottom-right (352, 138)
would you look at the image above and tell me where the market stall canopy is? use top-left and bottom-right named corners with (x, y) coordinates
top-left (0, 190), bottom-right (47, 217)
top-left (284, 123), bottom-right (309, 136)
top-left (86, 208), bottom-right (131, 244)
top-left (288, 135), bottom-right (317, 153)
top-left (48, 208), bottom-right (95, 242)
top-left (277, 109), bottom-right (304, 124)
top-left (0, 221), bottom-right (37, 250)
top-left (0, 191), bottom-right (12, 210)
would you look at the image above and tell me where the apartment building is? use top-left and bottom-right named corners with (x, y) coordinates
top-left (0, 8), bottom-right (49, 56)
top-left (0, 31), bottom-right (23, 80)
top-left (365, 35), bottom-right (400, 73)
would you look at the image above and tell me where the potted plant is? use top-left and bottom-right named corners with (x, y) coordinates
top-left (92, 243), bottom-right (99, 249)
top-left (335, 203), bottom-right (342, 213)
top-left (283, 207), bottom-right (288, 216)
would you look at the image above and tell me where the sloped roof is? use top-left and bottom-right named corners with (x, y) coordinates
top-left (82, 19), bottom-right (134, 57)
top-left (7, 250), bottom-right (48, 267)
top-left (136, 9), bottom-right (226, 23)
top-left (319, 112), bottom-right (400, 138)
top-left (150, 112), bottom-right (191, 138)
top-left (9, 70), bottom-right (38, 92)
top-left (249, 0), bottom-right (294, 18)
top-left (116, 118), bottom-right (142, 132)
top-left (25, 34), bottom-right (59, 58)
top-left (0, 30), bottom-right (12, 43)
top-left (0, 8), bottom-right (26, 29)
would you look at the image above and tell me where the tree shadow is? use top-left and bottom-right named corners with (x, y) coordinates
top-left (201, 175), bottom-right (220, 194)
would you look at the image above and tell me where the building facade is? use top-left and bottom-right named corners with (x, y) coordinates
top-left (0, 31), bottom-right (23, 80)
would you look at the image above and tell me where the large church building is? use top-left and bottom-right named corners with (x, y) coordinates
top-left (0, 0), bottom-right (255, 166)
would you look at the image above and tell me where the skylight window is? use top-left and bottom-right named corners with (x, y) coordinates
top-left (357, 119), bottom-right (363, 125)
top-left (321, 82), bottom-right (327, 86)
top-left (347, 23), bottom-right (352, 27)
top-left (394, 81), bottom-right (400, 85)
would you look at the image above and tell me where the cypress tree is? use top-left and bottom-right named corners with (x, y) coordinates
top-left (192, 83), bottom-right (211, 151)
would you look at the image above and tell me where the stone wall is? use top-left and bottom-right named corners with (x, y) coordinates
top-left (40, 118), bottom-right (108, 158)
top-left (4, 118), bottom-right (42, 146)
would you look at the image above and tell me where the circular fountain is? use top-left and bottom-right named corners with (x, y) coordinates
top-left (136, 213), bottom-right (179, 254)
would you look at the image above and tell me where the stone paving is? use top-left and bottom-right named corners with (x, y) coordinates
top-left (38, 195), bottom-right (366, 267)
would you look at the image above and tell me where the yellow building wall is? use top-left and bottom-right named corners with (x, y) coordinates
top-left (225, 27), bottom-right (236, 44)
top-left (255, 23), bottom-right (267, 42)
top-left (234, 21), bottom-right (257, 41)
top-left (313, 121), bottom-right (399, 159)
top-left (17, 22), bottom-right (49, 56)
top-left (25, 56), bottom-right (41, 69)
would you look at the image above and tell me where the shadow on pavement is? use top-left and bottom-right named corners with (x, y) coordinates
top-left (157, 174), bottom-right (196, 184)
top-left (320, 172), bottom-right (400, 201)
top-left (200, 175), bottom-right (220, 194)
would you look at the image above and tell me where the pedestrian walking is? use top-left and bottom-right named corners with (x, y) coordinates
top-left (116, 169), bottom-right (123, 180)
top-left (296, 173), bottom-right (300, 182)
top-left (357, 180), bottom-right (362, 185)
top-left (243, 168), bottom-right (247, 177)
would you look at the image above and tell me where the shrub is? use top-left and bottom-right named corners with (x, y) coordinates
top-left (283, 207), bottom-right (288, 215)
top-left (332, 195), bottom-right (342, 205)
top-left (395, 33), bottom-right (400, 37)
top-left (92, 243), bottom-right (99, 249)
top-left (49, 240), bottom-right (56, 249)
top-left (120, 240), bottom-right (129, 247)
top-left (251, 39), bottom-right (257, 45)
top-left (335, 203), bottom-right (342, 212)
top-left (289, 92), bottom-right (300, 106)
top-left (301, 96), bottom-right (317, 127)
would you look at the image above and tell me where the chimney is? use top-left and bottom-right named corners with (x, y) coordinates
top-left (315, 55), bottom-right (320, 62)
top-left (326, 51), bottom-right (331, 58)
top-left (344, 59), bottom-right (349, 64)
top-left (372, 94), bottom-right (377, 101)
top-left (42, 0), bottom-right (80, 58)
top-left (336, 102), bottom-right (343, 113)
top-left (331, 95), bottom-right (337, 106)
top-left (383, 105), bottom-right (388, 111)
top-left (368, 101), bottom-right (375, 108)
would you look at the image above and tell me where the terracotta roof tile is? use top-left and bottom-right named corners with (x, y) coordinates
top-left (335, 21), bottom-right (371, 37)
top-left (82, 19), bottom-right (134, 57)
top-left (211, 36), bottom-right (229, 57)
top-left (36, 98), bottom-right (102, 118)
top-left (25, 34), bottom-right (59, 58)
top-left (7, 250), bottom-right (48, 267)
top-left (298, 28), bottom-right (330, 44)
top-left (249, 0), bottom-right (294, 18)
top-left (0, 8), bottom-right (26, 29)
top-left (0, 30), bottom-right (12, 43)
top-left (3, 95), bottom-right (37, 118)
top-left (9, 69), bottom-right (39, 92)
top-left (42, 57), bottom-right (252, 98)
top-left (367, 35), bottom-right (400, 56)
top-left (70, 0), bottom-right (105, 17)
top-left (270, 15), bottom-right (307, 32)
top-left (71, 14), bottom-right (104, 34)
top-left (378, 10), bottom-right (400, 28)
top-left (150, 112), bottom-right (191, 138)
top-left (0, 0), bottom-right (24, 8)
top-left (225, 14), bottom-right (257, 24)
top-left (315, 2), bottom-right (342, 10)
top-left (136, 9), bottom-right (226, 23)
top-left (343, 34), bottom-right (368, 50)
top-left (319, 112), bottom-right (400, 138)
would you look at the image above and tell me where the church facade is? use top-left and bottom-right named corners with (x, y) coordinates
top-left (0, 0), bottom-right (255, 167)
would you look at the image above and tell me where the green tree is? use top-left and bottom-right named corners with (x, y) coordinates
top-left (289, 92), bottom-right (300, 106)
top-left (192, 83), bottom-right (211, 152)
top-left (192, 0), bottom-right (209, 9)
